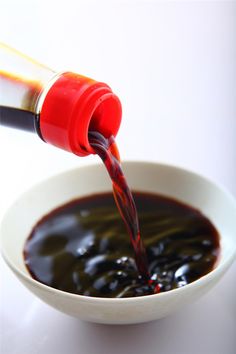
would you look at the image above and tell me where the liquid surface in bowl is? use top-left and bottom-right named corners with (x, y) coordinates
top-left (24, 192), bottom-right (220, 298)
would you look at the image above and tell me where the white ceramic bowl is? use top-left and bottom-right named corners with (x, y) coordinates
top-left (1, 162), bottom-right (236, 324)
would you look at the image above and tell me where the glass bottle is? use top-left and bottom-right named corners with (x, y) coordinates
top-left (0, 43), bottom-right (122, 156)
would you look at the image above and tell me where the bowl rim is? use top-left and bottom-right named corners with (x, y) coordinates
top-left (1, 160), bottom-right (236, 303)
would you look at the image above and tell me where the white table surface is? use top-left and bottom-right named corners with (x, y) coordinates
top-left (1, 1), bottom-right (236, 353)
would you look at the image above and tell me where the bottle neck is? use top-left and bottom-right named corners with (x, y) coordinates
top-left (0, 68), bottom-right (57, 135)
top-left (0, 71), bottom-right (122, 156)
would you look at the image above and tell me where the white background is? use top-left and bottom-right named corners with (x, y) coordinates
top-left (0, 1), bottom-right (236, 353)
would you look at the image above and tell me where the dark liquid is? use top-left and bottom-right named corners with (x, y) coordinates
top-left (24, 192), bottom-right (220, 298)
top-left (0, 106), bottom-right (40, 134)
top-left (88, 132), bottom-right (150, 281)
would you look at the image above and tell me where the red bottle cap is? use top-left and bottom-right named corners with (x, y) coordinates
top-left (39, 72), bottom-right (122, 156)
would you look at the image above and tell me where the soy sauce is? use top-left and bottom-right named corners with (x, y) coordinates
top-left (0, 106), bottom-right (39, 133)
top-left (24, 192), bottom-right (220, 298)
top-left (88, 131), bottom-right (150, 281)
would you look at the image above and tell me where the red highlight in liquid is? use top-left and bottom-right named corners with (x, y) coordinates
top-left (88, 131), bottom-right (160, 292)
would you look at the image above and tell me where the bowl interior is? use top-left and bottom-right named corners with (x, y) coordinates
top-left (1, 162), bottom-right (236, 286)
